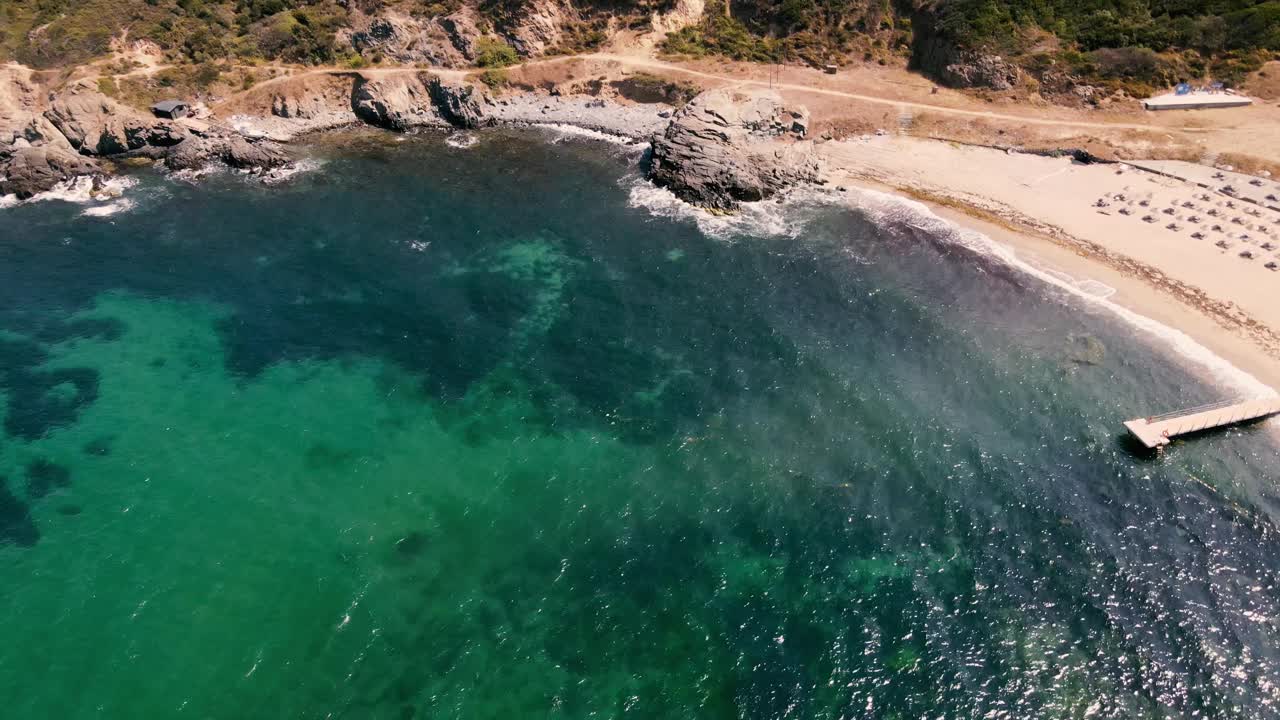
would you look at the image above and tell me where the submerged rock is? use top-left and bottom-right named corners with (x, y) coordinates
top-left (648, 88), bottom-right (819, 211)
top-left (0, 144), bottom-right (101, 198)
top-left (1066, 334), bottom-right (1107, 366)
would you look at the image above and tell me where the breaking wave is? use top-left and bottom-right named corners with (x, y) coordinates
top-left (259, 158), bottom-right (325, 185)
top-left (534, 123), bottom-right (642, 148)
top-left (81, 198), bottom-right (136, 218)
top-left (2, 175), bottom-right (139, 212)
top-left (625, 176), bottom-right (816, 241)
top-left (445, 132), bottom-right (479, 149)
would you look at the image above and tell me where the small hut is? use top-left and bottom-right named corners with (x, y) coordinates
top-left (151, 100), bottom-right (190, 120)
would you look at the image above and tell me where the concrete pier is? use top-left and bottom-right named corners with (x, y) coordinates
top-left (1125, 397), bottom-right (1280, 449)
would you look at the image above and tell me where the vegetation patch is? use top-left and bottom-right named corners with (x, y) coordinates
top-left (478, 67), bottom-right (510, 90)
top-left (475, 36), bottom-right (519, 67)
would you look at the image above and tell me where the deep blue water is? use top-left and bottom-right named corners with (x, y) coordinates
top-left (0, 128), bottom-right (1279, 719)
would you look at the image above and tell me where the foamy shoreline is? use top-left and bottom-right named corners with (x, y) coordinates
top-left (818, 138), bottom-right (1280, 396)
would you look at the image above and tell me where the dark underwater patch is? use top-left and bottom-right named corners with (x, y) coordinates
top-left (0, 478), bottom-right (39, 548)
top-left (394, 531), bottom-right (429, 558)
top-left (0, 336), bottom-right (100, 441)
top-left (83, 437), bottom-right (113, 456)
top-left (303, 443), bottom-right (361, 472)
top-left (25, 459), bottom-right (71, 500)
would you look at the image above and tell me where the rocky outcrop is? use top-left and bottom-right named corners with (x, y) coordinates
top-left (935, 50), bottom-right (1021, 91)
top-left (648, 88), bottom-right (820, 211)
top-left (439, 10), bottom-right (483, 59)
top-left (349, 72), bottom-right (492, 130)
top-left (0, 66), bottom-right (68, 150)
top-left (0, 145), bottom-right (101, 198)
top-left (44, 87), bottom-right (186, 155)
top-left (341, 9), bottom-right (481, 67)
top-left (427, 77), bottom-right (492, 129)
top-left (164, 133), bottom-right (290, 172)
top-left (351, 73), bottom-right (444, 131)
top-left (501, 1), bottom-right (568, 56)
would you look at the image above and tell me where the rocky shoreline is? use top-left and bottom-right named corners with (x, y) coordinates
top-left (2, 65), bottom-right (820, 211)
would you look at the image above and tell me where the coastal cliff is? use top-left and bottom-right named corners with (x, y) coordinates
top-left (0, 64), bottom-right (292, 198)
top-left (1, 64), bottom-right (686, 200)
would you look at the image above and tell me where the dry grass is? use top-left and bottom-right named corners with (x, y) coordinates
top-left (1215, 152), bottom-right (1280, 177)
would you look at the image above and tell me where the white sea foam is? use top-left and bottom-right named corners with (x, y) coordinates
top-left (445, 132), bottom-right (479, 149)
top-left (2, 175), bottom-right (139, 211)
top-left (170, 164), bottom-right (227, 184)
top-left (625, 177), bottom-right (815, 241)
top-left (534, 123), bottom-right (641, 147)
top-left (260, 157), bottom-right (325, 185)
top-left (81, 198), bottom-right (136, 217)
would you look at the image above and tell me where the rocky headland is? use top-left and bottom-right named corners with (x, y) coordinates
top-left (0, 64), bottom-right (290, 199)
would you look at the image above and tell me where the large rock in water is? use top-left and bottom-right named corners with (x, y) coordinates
top-left (0, 145), bottom-right (100, 198)
top-left (164, 134), bottom-right (290, 172)
top-left (43, 86), bottom-right (186, 156)
top-left (648, 88), bottom-right (819, 211)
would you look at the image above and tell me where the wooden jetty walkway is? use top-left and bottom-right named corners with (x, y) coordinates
top-left (1125, 397), bottom-right (1280, 449)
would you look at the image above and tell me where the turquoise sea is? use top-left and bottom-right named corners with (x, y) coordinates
top-left (1, 129), bottom-right (1279, 719)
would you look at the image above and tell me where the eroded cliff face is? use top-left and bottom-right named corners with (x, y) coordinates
top-left (351, 73), bottom-right (445, 130)
top-left (44, 87), bottom-right (186, 156)
top-left (339, 8), bottom-right (484, 67)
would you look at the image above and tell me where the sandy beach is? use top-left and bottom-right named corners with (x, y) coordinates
top-left (821, 135), bottom-right (1280, 394)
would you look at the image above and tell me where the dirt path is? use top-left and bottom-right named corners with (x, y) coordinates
top-left (195, 49), bottom-right (1275, 151)
top-left (575, 53), bottom-right (1269, 134)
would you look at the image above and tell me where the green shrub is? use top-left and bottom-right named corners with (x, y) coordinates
top-left (475, 37), bottom-right (518, 68)
top-left (478, 67), bottom-right (509, 89)
top-left (193, 61), bottom-right (221, 87)
top-left (661, 2), bottom-right (783, 63)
